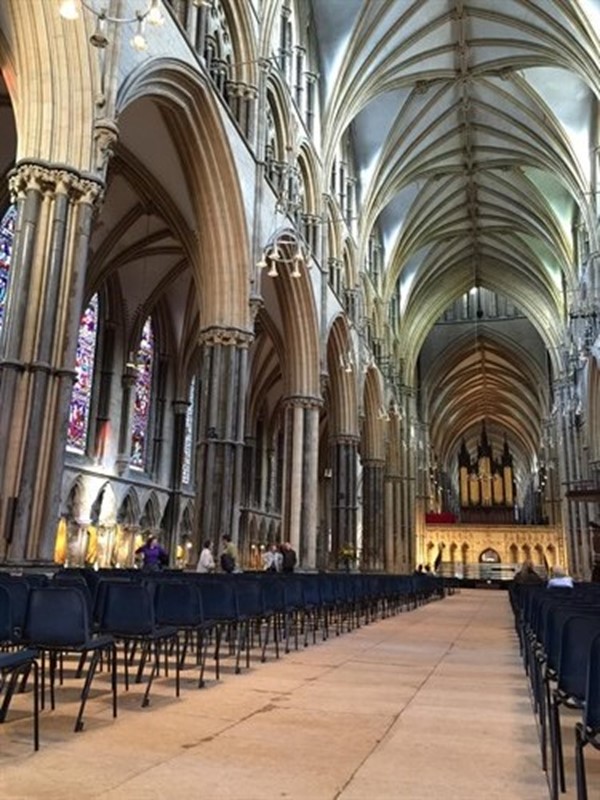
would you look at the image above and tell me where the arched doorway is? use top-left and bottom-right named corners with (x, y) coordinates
top-left (479, 548), bottom-right (501, 563)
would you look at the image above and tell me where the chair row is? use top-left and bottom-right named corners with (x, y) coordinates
top-left (510, 582), bottom-right (600, 800)
top-left (0, 570), bottom-right (449, 751)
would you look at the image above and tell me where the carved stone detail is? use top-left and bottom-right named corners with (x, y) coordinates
top-left (93, 118), bottom-right (119, 174)
top-left (8, 162), bottom-right (104, 206)
top-left (199, 326), bottom-right (254, 348)
top-left (284, 394), bottom-right (322, 410)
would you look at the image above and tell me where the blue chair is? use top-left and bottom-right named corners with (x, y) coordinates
top-left (231, 578), bottom-right (267, 673)
top-left (197, 579), bottom-right (238, 681)
top-left (575, 632), bottom-right (600, 800)
top-left (154, 580), bottom-right (211, 688)
top-left (23, 586), bottom-right (117, 732)
top-left (548, 614), bottom-right (600, 800)
top-left (0, 584), bottom-right (39, 750)
top-left (0, 577), bottom-right (29, 644)
top-left (99, 581), bottom-right (179, 706)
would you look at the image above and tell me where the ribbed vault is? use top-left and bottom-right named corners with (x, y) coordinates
top-left (312, 0), bottom-right (600, 473)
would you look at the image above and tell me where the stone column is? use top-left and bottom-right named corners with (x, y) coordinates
top-left (281, 395), bottom-right (321, 569)
top-left (330, 434), bottom-right (359, 567)
top-left (114, 365), bottom-right (138, 475)
top-left (195, 327), bottom-right (252, 550)
top-left (384, 471), bottom-right (401, 572)
top-left (0, 162), bottom-right (102, 562)
top-left (161, 399), bottom-right (188, 563)
top-left (362, 458), bottom-right (385, 570)
top-left (396, 388), bottom-right (417, 571)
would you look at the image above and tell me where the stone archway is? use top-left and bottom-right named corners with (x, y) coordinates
top-left (479, 547), bottom-right (501, 563)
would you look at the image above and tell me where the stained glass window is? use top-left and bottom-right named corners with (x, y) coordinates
top-left (0, 205), bottom-right (17, 337)
top-left (130, 317), bottom-right (154, 469)
top-left (67, 294), bottom-right (99, 452)
top-left (181, 376), bottom-right (196, 485)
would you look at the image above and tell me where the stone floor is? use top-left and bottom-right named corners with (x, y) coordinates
top-left (0, 588), bottom-right (594, 799)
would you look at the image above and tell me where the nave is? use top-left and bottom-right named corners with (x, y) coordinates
top-left (0, 589), bottom-right (560, 800)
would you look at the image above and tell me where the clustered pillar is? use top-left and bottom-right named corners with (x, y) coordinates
top-left (195, 327), bottom-right (252, 551)
top-left (330, 434), bottom-right (359, 566)
top-left (0, 162), bottom-right (102, 562)
top-left (281, 396), bottom-right (321, 569)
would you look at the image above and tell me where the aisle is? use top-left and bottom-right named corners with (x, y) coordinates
top-left (0, 589), bottom-right (548, 800)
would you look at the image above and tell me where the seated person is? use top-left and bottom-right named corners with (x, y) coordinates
top-left (547, 565), bottom-right (574, 589)
top-left (513, 559), bottom-right (543, 585)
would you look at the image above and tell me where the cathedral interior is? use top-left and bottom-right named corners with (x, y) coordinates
top-left (0, 0), bottom-right (599, 579)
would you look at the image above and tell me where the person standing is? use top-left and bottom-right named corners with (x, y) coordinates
top-left (220, 535), bottom-right (238, 573)
top-left (281, 541), bottom-right (297, 573)
top-left (263, 543), bottom-right (282, 572)
top-left (196, 540), bottom-right (216, 573)
top-left (135, 534), bottom-right (168, 571)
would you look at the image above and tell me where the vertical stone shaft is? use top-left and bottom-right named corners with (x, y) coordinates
top-left (195, 327), bottom-right (251, 549)
top-left (0, 163), bottom-right (102, 561)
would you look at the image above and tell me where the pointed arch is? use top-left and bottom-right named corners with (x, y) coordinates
top-left (362, 366), bottom-right (387, 461)
top-left (326, 315), bottom-right (359, 437)
top-left (117, 59), bottom-right (251, 332)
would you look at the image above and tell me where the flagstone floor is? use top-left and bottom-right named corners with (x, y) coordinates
top-left (1, 587), bottom-right (590, 799)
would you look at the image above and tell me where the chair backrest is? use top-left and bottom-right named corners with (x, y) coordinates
top-left (52, 573), bottom-right (95, 616)
top-left (584, 633), bottom-right (600, 731)
top-left (300, 575), bottom-right (321, 607)
top-left (197, 579), bottom-right (237, 623)
top-left (24, 586), bottom-right (90, 647)
top-left (233, 578), bottom-right (265, 619)
top-left (100, 582), bottom-right (156, 636)
top-left (93, 577), bottom-right (132, 626)
top-left (283, 576), bottom-right (304, 610)
top-left (0, 584), bottom-right (13, 643)
top-left (557, 615), bottom-right (600, 700)
top-left (154, 581), bottom-right (203, 627)
top-left (0, 578), bottom-right (29, 640)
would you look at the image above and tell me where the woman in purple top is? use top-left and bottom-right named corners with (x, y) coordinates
top-left (135, 534), bottom-right (168, 571)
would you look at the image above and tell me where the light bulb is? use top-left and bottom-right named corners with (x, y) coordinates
top-left (89, 14), bottom-right (109, 48)
top-left (267, 263), bottom-right (278, 277)
top-left (256, 256), bottom-right (268, 270)
top-left (131, 18), bottom-right (148, 51)
top-left (147, 0), bottom-right (165, 26)
top-left (59, 0), bottom-right (79, 20)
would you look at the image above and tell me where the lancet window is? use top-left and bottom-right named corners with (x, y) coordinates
top-left (67, 293), bottom-right (99, 453)
top-left (0, 205), bottom-right (16, 337)
top-left (130, 317), bottom-right (155, 469)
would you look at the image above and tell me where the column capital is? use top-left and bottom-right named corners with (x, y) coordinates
top-left (330, 433), bottom-right (361, 446)
top-left (199, 326), bottom-right (254, 348)
top-left (9, 161), bottom-right (104, 206)
top-left (284, 394), bottom-right (323, 410)
top-left (172, 400), bottom-right (189, 416)
top-left (362, 457), bottom-right (386, 468)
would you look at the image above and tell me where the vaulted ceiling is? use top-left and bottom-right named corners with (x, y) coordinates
top-left (312, 0), bottom-right (599, 474)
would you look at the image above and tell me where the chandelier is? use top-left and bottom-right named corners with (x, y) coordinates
top-left (58, 0), bottom-right (165, 50)
top-left (256, 153), bottom-right (312, 279)
top-left (256, 228), bottom-right (310, 279)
